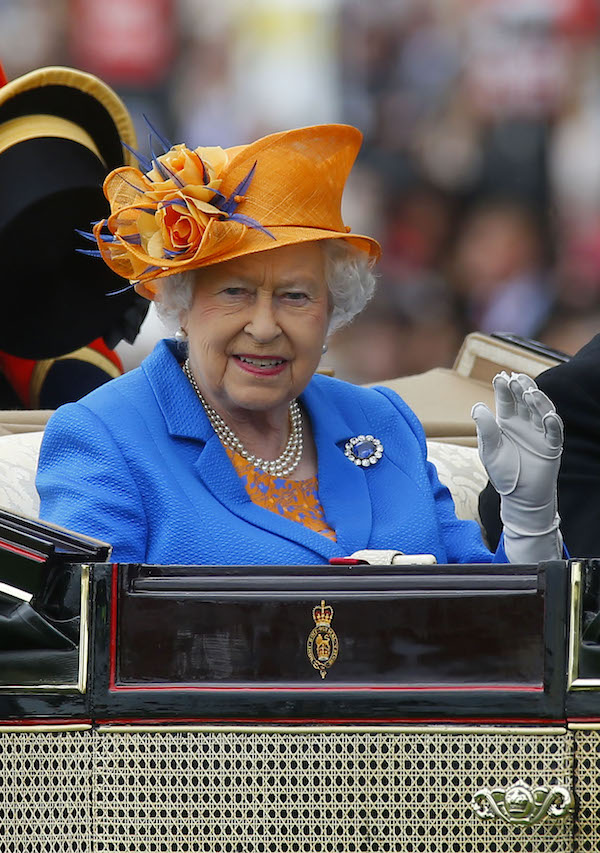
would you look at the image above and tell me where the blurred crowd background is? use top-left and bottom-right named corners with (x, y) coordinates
top-left (3, 0), bottom-right (600, 383)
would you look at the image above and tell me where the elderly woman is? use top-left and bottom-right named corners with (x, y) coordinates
top-left (36, 124), bottom-right (563, 566)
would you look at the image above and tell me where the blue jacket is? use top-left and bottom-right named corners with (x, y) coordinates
top-left (36, 339), bottom-right (504, 565)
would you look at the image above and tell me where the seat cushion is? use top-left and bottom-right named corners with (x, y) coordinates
top-left (426, 440), bottom-right (488, 542)
top-left (0, 431), bottom-right (44, 517)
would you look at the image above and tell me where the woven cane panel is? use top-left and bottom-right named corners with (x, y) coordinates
top-left (0, 731), bottom-right (93, 852)
top-left (573, 729), bottom-right (600, 852)
top-left (93, 729), bottom-right (574, 853)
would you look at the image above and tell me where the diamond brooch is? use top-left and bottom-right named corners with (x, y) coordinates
top-left (344, 435), bottom-right (384, 467)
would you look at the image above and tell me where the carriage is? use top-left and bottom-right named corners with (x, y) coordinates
top-left (1, 333), bottom-right (598, 853)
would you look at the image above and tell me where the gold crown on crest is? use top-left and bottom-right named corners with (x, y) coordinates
top-left (312, 600), bottom-right (333, 627)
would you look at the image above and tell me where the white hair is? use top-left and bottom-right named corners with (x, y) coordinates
top-left (154, 240), bottom-right (376, 337)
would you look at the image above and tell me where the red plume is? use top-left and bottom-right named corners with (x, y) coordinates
top-left (0, 62), bottom-right (7, 88)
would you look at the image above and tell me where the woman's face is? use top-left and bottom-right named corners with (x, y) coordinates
top-left (182, 242), bottom-right (331, 419)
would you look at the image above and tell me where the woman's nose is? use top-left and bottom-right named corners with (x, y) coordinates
top-left (244, 296), bottom-right (281, 342)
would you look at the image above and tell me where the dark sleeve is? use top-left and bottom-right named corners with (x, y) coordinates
top-left (478, 478), bottom-right (503, 551)
top-left (479, 333), bottom-right (600, 557)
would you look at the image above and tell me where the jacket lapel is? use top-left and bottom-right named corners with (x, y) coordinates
top-left (142, 339), bottom-right (214, 444)
top-left (301, 379), bottom-right (374, 554)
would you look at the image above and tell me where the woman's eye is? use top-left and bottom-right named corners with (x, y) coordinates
top-left (222, 286), bottom-right (249, 297)
top-left (283, 291), bottom-right (309, 302)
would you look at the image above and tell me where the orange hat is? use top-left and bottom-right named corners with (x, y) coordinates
top-left (92, 123), bottom-right (382, 299)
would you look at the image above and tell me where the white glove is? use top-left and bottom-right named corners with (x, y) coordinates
top-left (471, 371), bottom-right (564, 563)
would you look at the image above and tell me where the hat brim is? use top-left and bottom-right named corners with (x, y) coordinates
top-left (191, 225), bottom-right (381, 268)
top-left (0, 66), bottom-right (136, 169)
top-left (136, 227), bottom-right (381, 300)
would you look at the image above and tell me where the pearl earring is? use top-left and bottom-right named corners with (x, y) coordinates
top-left (322, 343), bottom-right (328, 354)
top-left (175, 327), bottom-right (188, 342)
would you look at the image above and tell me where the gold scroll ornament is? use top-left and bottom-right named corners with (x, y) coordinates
top-left (472, 780), bottom-right (574, 826)
top-left (307, 599), bottom-right (339, 678)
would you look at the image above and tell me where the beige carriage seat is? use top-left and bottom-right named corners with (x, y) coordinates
top-left (0, 409), bottom-right (53, 436)
top-left (0, 430), bottom-right (44, 518)
top-left (374, 332), bottom-right (565, 446)
top-left (0, 410), bottom-right (52, 517)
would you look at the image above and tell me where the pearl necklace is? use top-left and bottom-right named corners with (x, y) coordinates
top-left (183, 359), bottom-right (304, 477)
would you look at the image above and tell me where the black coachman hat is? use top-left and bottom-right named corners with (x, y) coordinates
top-left (0, 66), bottom-right (149, 359)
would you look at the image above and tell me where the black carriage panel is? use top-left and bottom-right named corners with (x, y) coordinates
top-left (89, 560), bottom-right (567, 722)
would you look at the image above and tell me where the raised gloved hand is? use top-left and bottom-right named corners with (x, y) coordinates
top-left (471, 371), bottom-right (564, 563)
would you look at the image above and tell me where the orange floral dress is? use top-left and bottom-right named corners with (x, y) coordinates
top-left (226, 448), bottom-right (337, 542)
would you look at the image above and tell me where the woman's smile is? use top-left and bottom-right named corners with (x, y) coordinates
top-left (233, 354), bottom-right (289, 376)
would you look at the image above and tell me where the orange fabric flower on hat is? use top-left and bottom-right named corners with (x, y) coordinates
top-left (152, 201), bottom-right (206, 257)
top-left (141, 145), bottom-right (227, 261)
top-left (145, 144), bottom-right (228, 201)
top-left (88, 131), bottom-right (272, 284)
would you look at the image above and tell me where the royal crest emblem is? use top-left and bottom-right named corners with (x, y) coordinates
top-left (306, 599), bottom-right (339, 678)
